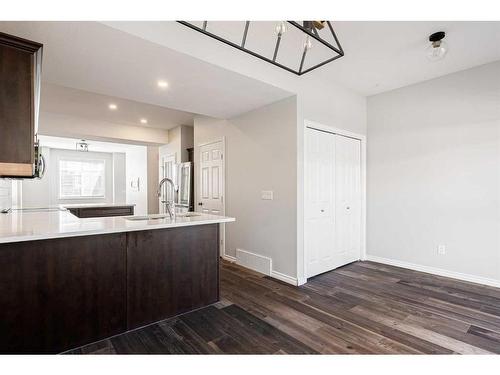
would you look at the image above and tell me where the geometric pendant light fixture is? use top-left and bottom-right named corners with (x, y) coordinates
top-left (177, 21), bottom-right (344, 75)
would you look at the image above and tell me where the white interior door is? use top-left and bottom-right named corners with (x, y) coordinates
top-left (198, 141), bottom-right (224, 215)
top-left (305, 128), bottom-right (361, 278)
top-left (305, 128), bottom-right (336, 277)
top-left (334, 134), bottom-right (362, 267)
top-left (198, 140), bottom-right (225, 256)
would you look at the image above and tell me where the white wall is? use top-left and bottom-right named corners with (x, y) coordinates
top-left (367, 61), bottom-right (500, 283)
top-left (113, 152), bottom-right (127, 203)
top-left (125, 146), bottom-right (148, 215)
top-left (194, 96), bottom-right (298, 278)
top-left (21, 147), bottom-right (52, 208)
top-left (0, 180), bottom-right (11, 211)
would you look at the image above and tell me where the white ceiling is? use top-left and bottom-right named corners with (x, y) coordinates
top-left (329, 21), bottom-right (500, 95)
top-left (41, 83), bottom-right (195, 129)
top-left (108, 21), bottom-right (500, 96)
top-left (0, 21), bottom-right (293, 119)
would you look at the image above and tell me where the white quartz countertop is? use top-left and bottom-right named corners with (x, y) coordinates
top-left (0, 210), bottom-right (235, 244)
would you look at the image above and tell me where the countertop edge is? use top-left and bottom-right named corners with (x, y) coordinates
top-left (0, 217), bottom-right (235, 244)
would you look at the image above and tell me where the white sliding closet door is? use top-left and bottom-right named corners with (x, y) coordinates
top-left (305, 128), bottom-right (361, 279)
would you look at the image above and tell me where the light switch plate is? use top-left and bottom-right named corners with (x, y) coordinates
top-left (261, 190), bottom-right (274, 200)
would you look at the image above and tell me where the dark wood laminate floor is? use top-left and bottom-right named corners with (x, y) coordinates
top-left (66, 260), bottom-right (500, 354)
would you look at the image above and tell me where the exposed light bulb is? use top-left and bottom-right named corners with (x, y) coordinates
top-left (303, 36), bottom-right (313, 50)
top-left (108, 103), bottom-right (117, 110)
top-left (426, 31), bottom-right (447, 61)
top-left (275, 21), bottom-right (287, 36)
top-left (426, 40), bottom-right (448, 61)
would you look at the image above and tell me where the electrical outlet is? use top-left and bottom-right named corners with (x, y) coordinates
top-left (437, 244), bottom-right (446, 255)
top-left (261, 190), bottom-right (274, 200)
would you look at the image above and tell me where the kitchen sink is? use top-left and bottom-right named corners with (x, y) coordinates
top-left (125, 212), bottom-right (202, 221)
top-left (125, 214), bottom-right (169, 221)
top-left (177, 212), bottom-right (202, 217)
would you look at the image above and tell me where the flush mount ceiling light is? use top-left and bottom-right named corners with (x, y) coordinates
top-left (157, 80), bottom-right (169, 89)
top-left (140, 118), bottom-right (148, 124)
top-left (426, 31), bottom-right (448, 61)
top-left (177, 21), bottom-right (344, 75)
top-left (108, 103), bottom-right (117, 110)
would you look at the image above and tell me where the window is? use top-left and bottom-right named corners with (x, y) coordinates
top-left (59, 159), bottom-right (106, 199)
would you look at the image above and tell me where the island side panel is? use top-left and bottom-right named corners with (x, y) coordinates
top-left (126, 224), bottom-right (219, 330)
top-left (0, 233), bottom-right (127, 353)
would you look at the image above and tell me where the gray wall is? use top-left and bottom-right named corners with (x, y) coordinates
top-left (367, 61), bottom-right (500, 282)
top-left (194, 96), bottom-right (298, 277)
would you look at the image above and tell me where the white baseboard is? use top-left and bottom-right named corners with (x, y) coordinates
top-left (236, 249), bottom-right (272, 276)
top-left (270, 270), bottom-right (299, 286)
top-left (297, 277), bottom-right (307, 286)
top-left (231, 248), bottom-right (299, 286)
top-left (366, 255), bottom-right (500, 289)
top-left (221, 254), bottom-right (236, 263)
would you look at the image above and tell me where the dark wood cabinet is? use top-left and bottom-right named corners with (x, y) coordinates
top-left (0, 32), bottom-right (42, 177)
top-left (0, 224), bottom-right (220, 353)
top-left (67, 205), bottom-right (135, 218)
top-left (0, 234), bottom-right (127, 353)
top-left (126, 224), bottom-right (219, 330)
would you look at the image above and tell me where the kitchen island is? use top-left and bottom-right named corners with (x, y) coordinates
top-left (0, 209), bottom-right (234, 353)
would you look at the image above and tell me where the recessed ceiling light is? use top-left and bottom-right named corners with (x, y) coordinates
top-left (140, 118), bottom-right (148, 124)
top-left (157, 80), bottom-right (169, 89)
top-left (108, 103), bottom-right (117, 110)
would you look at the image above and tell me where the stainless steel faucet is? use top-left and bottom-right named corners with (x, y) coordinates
top-left (157, 177), bottom-right (179, 220)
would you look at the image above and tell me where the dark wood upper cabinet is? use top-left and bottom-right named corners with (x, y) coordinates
top-left (0, 32), bottom-right (42, 177)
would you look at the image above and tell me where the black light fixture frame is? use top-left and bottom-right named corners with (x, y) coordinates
top-left (177, 21), bottom-right (344, 75)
